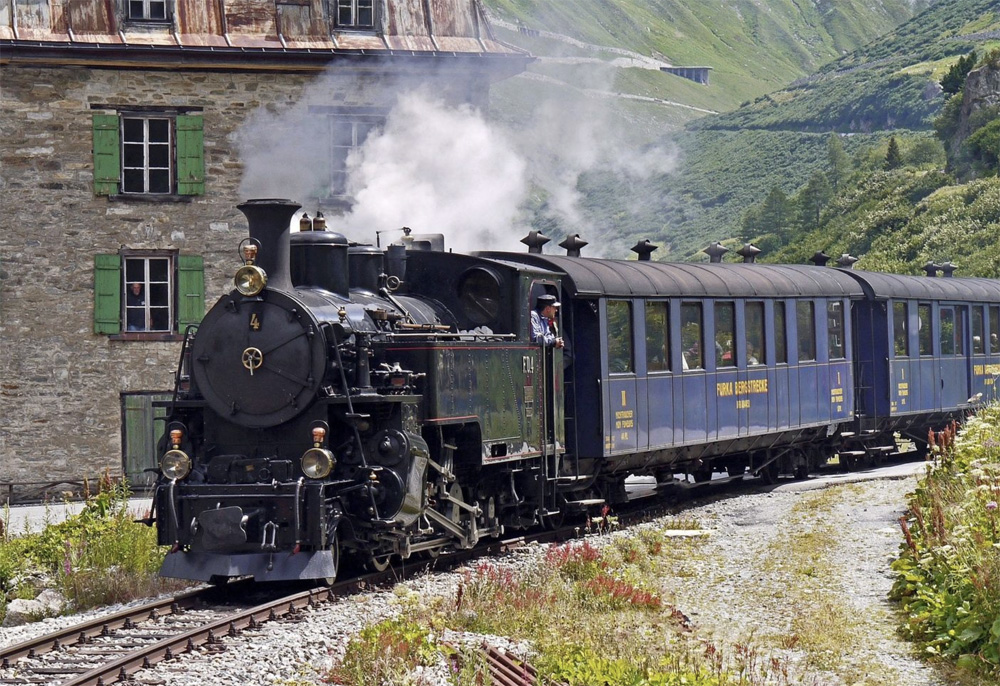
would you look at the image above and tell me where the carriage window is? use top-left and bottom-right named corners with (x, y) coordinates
top-left (893, 302), bottom-right (909, 357)
top-left (746, 302), bottom-right (765, 366)
top-left (918, 304), bottom-right (933, 356)
top-left (796, 301), bottom-right (816, 362)
top-left (940, 307), bottom-right (956, 355)
top-left (645, 302), bottom-right (670, 372)
top-left (607, 300), bottom-right (633, 374)
top-left (991, 306), bottom-right (1000, 354)
top-left (828, 300), bottom-right (845, 359)
top-left (715, 302), bottom-right (735, 368)
top-left (681, 302), bottom-right (703, 370)
top-left (775, 302), bottom-right (788, 364)
top-left (973, 307), bottom-right (985, 355)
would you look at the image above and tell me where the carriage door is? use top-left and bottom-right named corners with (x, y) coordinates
top-left (939, 305), bottom-right (971, 410)
top-left (604, 300), bottom-right (638, 455)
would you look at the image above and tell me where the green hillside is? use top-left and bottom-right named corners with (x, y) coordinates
top-left (485, 0), bottom-right (1000, 262)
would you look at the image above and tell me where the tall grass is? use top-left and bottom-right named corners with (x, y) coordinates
top-left (0, 474), bottom-right (184, 622)
top-left (891, 405), bottom-right (1000, 679)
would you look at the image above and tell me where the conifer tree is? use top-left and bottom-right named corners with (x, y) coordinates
top-left (826, 133), bottom-right (851, 191)
top-left (885, 137), bottom-right (903, 170)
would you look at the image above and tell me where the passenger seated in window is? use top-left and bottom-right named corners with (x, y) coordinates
top-left (747, 344), bottom-right (760, 366)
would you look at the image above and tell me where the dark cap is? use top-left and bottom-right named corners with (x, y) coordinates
top-left (536, 294), bottom-right (559, 308)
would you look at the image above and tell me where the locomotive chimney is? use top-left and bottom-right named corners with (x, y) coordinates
top-left (520, 230), bottom-right (550, 254)
top-left (237, 198), bottom-right (300, 292)
top-left (630, 239), bottom-right (657, 261)
top-left (703, 242), bottom-right (728, 263)
top-left (737, 243), bottom-right (761, 264)
top-left (559, 234), bottom-right (588, 257)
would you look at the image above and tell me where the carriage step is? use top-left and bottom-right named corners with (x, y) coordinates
top-left (839, 450), bottom-right (867, 457)
top-left (872, 445), bottom-right (895, 453)
top-left (840, 431), bottom-right (856, 437)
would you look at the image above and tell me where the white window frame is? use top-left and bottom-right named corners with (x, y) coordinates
top-left (336, 0), bottom-right (375, 28)
top-left (329, 115), bottom-right (382, 196)
top-left (121, 115), bottom-right (173, 195)
top-left (128, 0), bottom-right (168, 21)
top-left (123, 253), bottom-right (175, 333)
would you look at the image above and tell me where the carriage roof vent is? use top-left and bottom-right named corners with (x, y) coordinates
top-left (836, 253), bottom-right (859, 269)
top-left (940, 261), bottom-right (957, 277)
top-left (922, 262), bottom-right (940, 277)
top-left (737, 243), bottom-right (761, 264)
top-left (520, 230), bottom-right (550, 254)
top-left (703, 241), bottom-right (728, 263)
top-left (630, 239), bottom-right (657, 261)
top-left (810, 251), bottom-right (830, 267)
top-left (559, 234), bottom-right (588, 257)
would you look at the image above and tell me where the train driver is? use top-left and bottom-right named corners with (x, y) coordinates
top-left (531, 294), bottom-right (564, 349)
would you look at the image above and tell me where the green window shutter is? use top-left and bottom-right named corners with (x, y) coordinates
top-left (94, 254), bottom-right (122, 334)
top-left (175, 115), bottom-right (205, 196)
top-left (177, 254), bottom-right (205, 332)
top-left (92, 114), bottom-right (121, 196)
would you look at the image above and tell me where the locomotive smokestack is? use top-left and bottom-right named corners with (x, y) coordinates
top-left (237, 198), bottom-right (300, 292)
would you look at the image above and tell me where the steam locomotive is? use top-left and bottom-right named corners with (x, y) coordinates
top-left (150, 198), bottom-right (1000, 583)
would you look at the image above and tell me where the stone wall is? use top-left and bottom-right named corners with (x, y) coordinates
top-left (0, 63), bottom-right (489, 485)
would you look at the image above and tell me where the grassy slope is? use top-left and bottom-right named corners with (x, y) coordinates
top-left (485, 0), bottom-right (999, 260)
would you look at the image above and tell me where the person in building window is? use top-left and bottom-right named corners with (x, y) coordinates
top-left (531, 294), bottom-right (564, 348)
top-left (126, 282), bottom-right (146, 331)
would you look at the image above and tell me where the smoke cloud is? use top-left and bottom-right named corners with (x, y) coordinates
top-left (237, 65), bottom-right (679, 257)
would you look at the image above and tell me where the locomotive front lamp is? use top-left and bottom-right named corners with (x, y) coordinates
top-left (235, 242), bottom-right (267, 296)
top-left (160, 449), bottom-right (192, 480)
top-left (301, 448), bottom-right (334, 479)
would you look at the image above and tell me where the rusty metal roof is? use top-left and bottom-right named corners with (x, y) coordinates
top-left (0, 0), bottom-right (530, 68)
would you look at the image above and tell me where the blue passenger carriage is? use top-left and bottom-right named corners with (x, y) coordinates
top-left (480, 252), bottom-right (867, 492)
top-left (845, 270), bottom-right (1000, 462)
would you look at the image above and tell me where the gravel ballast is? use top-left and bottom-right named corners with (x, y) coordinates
top-left (0, 471), bottom-right (965, 685)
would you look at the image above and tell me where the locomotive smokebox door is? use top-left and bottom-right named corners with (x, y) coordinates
top-left (192, 290), bottom-right (327, 428)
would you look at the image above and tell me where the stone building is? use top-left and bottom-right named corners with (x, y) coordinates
top-left (0, 0), bottom-right (529, 496)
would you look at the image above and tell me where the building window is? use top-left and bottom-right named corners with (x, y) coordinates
top-left (94, 252), bottom-right (204, 337)
top-left (337, 0), bottom-right (374, 28)
top-left (92, 112), bottom-right (204, 197)
top-left (123, 117), bottom-right (172, 194)
top-left (125, 255), bottom-right (173, 331)
top-left (129, 0), bottom-right (167, 20)
top-left (329, 117), bottom-right (381, 196)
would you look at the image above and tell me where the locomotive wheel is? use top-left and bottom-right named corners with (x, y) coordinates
top-left (365, 554), bottom-right (392, 573)
top-left (691, 467), bottom-right (713, 483)
top-left (757, 461), bottom-right (779, 485)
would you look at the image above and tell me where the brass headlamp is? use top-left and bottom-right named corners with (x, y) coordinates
top-left (301, 426), bottom-right (335, 479)
top-left (234, 240), bottom-right (267, 296)
top-left (160, 428), bottom-right (192, 480)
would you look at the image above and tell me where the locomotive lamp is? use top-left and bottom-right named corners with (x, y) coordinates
top-left (160, 429), bottom-right (191, 480)
top-left (235, 240), bottom-right (267, 296)
top-left (301, 427), bottom-right (335, 479)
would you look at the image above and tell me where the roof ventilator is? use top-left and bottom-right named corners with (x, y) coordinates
top-left (630, 239), bottom-right (657, 261)
top-left (922, 262), bottom-right (940, 277)
top-left (520, 230), bottom-right (550, 254)
top-left (560, 234), bottom-right (588, 257)
top-left (836, 254), bottom-right (859, 269)
top-left (737, 243), bottom-right (761, 264)
top-left (940, 261), bottom-right (957, 278)
top-left (703, 241), bottom-right (728, 263)
top-left (810, 251), bottom-right (831, 267)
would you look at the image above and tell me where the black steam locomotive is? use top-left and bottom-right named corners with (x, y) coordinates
top-left (151, 198), bottom-right (1000, 583)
